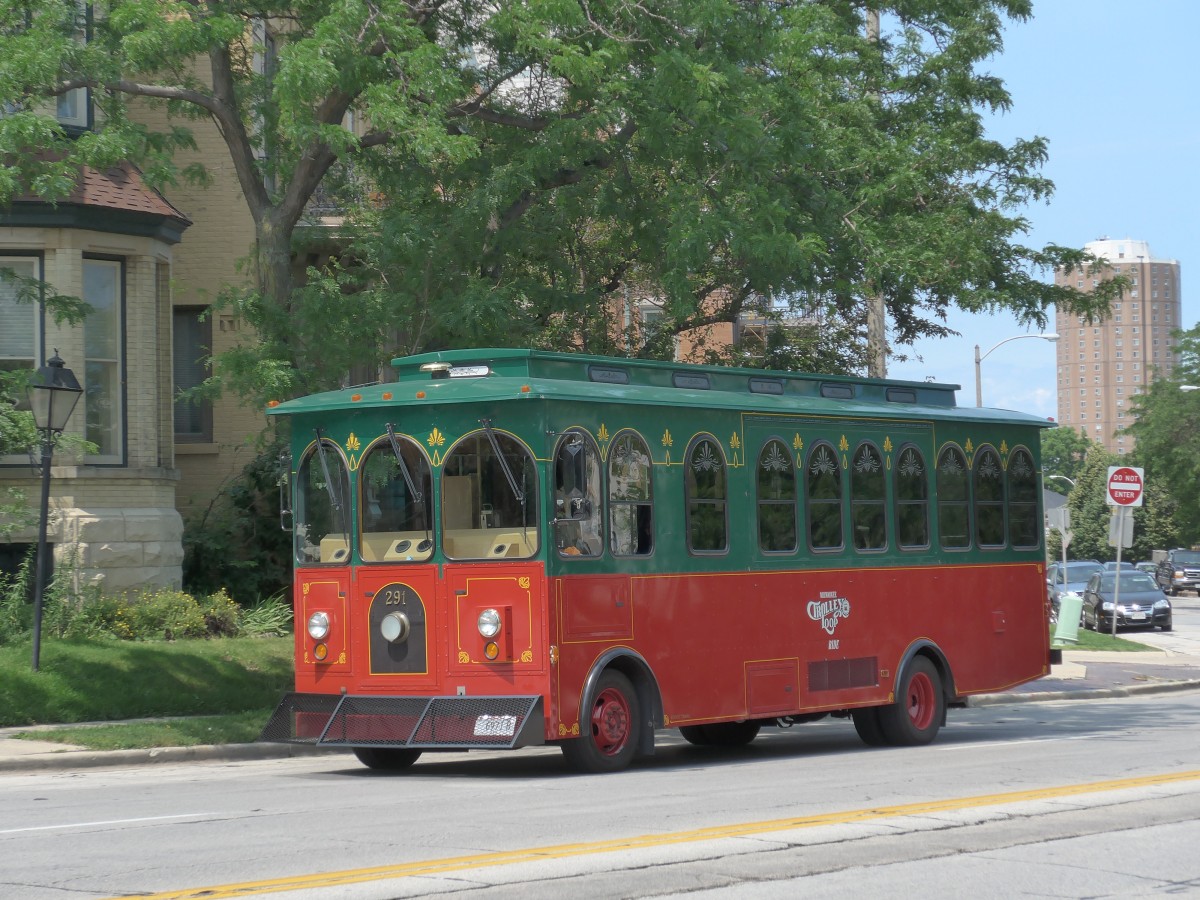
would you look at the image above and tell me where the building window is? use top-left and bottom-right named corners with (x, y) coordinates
top-left (173, 307), bottom-right (213, 443)
top-left (0, 256), bottom-right (40, 377)
top-left (83, 257), bottom-right (124, 462)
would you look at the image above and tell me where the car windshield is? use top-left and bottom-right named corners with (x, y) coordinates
top-left (1059, 563), bottom-right (1102, 583)
top-left (1099, 574), bottom-right (1159, 593)
top-left (1174, 551), bottom-right (1200, 565)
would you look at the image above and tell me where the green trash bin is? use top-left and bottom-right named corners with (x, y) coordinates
top-left (1054, 592), bottom-right (1083, 645)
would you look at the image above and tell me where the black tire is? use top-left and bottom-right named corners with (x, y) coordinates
top-left (877, 656), bottom-right (944, 746)
top-left (700, 721), bottom-right (760, 746)
top-left (1161, 622), bottom-right (1173, 632)
top-left (561, 669), bottom-right (640, 774)
top-left (679, 725), bottom-right (713, 746)
top-left (352, 747), bottom-right (422, 770)
top-left (852, 707), bottom-right (887, 747)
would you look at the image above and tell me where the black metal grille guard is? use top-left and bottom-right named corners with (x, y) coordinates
top-left (259, 693), bottom-right (544, 750)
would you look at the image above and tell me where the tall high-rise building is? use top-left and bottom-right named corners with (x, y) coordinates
top-left (1054, 239), bottom-right (1182, 455)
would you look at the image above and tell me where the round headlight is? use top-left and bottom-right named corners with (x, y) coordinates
top-left (307, 611), bottom-right (330, 640)
top-left (477, 608), bottom-right (502, 638)
top-left (381, 611), bottom-right (411, 643)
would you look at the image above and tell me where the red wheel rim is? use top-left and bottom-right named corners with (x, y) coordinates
top-left (589, 687), bottom-right (631, 756)
top-left (906, 671), bottom-right (936, 731)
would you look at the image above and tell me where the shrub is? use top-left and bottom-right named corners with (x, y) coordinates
top-left (200, 588), bottom-right (242, 637)
top-left (240, 591), bottom-right (294, 637)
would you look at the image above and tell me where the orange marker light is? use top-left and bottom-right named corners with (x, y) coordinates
top-left (351, 393), bottom-right (362, 402)
top-left (313, 643), bottom-right (328, 661)
top-left (521, 385), bottom-right (531, 393)
top-left (484, 641), bottom-right (499, 660)
top-left (416, 391), bottom-right (426, 399)
top-left (382, 392), bottom-right (393, 400)
top-left (267, 400), bottom-right (280, 408)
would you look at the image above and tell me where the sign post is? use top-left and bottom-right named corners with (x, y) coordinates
top-left (1105, 466), bottom-right (1145, 637)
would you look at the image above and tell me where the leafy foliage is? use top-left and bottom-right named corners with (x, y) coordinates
top-left (181, 439), bottom-right (292, 605)
top-left (1040, 426), bottom-right (1094, 495)
top-left (1049, 444), bottom-right (1179, 563)
top-left (1125, 323), bottom-right (1200, 544)
top-left (0, 0), bottom-right (1120, 408)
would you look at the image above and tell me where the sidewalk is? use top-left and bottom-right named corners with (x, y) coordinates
top-left (3, 648), bottom-right (1199, 773)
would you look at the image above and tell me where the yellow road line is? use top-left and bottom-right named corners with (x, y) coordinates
top-left (113, 769), bottom-right (1200, 899)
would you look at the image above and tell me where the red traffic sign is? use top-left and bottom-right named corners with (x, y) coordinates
top-left (1106, 465), bottom-right (1144, 507)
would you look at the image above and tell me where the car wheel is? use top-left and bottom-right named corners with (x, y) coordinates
top-left (1161, 621), bottom-right (1173, 632)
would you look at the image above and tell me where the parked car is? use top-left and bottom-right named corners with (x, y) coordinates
top-left (1082, 571), bottom-right (1172, 632)
top-left (1046, 560), bottom-right (1103, 623)
top-left (1103, 561), bottom-right (1136, 571)
top-left (1155, 548), bottom-right (1200, 596)
top-left (1135, 562), bottom-right (1157, 576)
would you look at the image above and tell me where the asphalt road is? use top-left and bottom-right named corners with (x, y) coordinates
top-left (4, 687), bottom-right (1199, 899)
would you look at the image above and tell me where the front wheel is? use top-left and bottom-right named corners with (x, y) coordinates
top-left (561, 670), bottom-right (640, 774)
top-left (877, 656), bottom-right (944, 746)
top-left (352, 747), bottom-right (422, 770)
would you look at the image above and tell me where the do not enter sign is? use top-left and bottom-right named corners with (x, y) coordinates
top-left (1106, 465), bottom-right (1144, 507)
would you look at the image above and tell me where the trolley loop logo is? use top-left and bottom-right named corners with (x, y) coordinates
top-left (808, 592), bottom-right (851, 635)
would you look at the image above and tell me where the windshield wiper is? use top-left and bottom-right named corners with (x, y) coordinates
top-left (480, 418), bottom-right (526, 519)
top-left (314, 428), bottom-right (348, 539)
top-left (385, 423), bottom-right (424, 504)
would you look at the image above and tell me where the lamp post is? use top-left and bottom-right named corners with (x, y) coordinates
top-left (1046, 474), bottom-right (1076, 489)
top-left (974, 333), bottom-right (1059, 407)
top-left (27, 352), bottom-right (82, 672)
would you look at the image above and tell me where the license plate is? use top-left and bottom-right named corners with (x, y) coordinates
top-left (474, 715), bottom-right (517, 737)
top-left (1131, 611), bottom-right (1146, 620)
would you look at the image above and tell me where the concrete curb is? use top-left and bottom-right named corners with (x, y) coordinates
top-left (969, 678), bottom-right (1200, 707)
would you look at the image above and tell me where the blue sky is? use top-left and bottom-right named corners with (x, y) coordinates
top-left (885, 1), bottom-right (1200, 417)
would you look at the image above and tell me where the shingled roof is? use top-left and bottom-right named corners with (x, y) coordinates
top-left (4, 160), bottom-right (192, 243)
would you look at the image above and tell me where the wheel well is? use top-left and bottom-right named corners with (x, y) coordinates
top-left (899, 643), bottom-right (956, 709)
top-left (584, 650), bottom-right (663, 757)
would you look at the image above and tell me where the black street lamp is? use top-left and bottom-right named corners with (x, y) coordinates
top-left (27, 352), bottom-right (82, 672)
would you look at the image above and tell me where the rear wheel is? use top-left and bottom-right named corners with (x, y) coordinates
top-left (561, 670), bottom-right (640, 774)
top-left (703, 721), bottom-right (760, 746)
top-left (352, 747), bottom-right (422, 770)
top-left (852, 707), bottom-right (887, 746)
top-left (877, 656), bottom-right (944, 746)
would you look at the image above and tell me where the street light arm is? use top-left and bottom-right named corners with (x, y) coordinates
top-left (974, 332), bottom-right (1059, 408)
top-left (1047, 474), bottom-right (1076, 488)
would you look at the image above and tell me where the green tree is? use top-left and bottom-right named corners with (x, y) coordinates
top-left (1061, 447), bottom-right (1119, 563)
top-left (1125, 322), bottom-right (1200, 544)
top-left (2, 1), bottom-right (1119, 405)
top-left (1040, 426), bottom-right (1094, 495)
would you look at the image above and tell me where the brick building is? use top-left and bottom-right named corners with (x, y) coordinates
top-left (1053, 238), bottom-right (1182, 455)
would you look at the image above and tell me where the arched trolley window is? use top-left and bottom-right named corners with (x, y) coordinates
top-left (936, 445), bottom-right (970, 550)
top-left (757, 439), bottom-right (797, 553)
top-left (806, 441), bottom-right (843, 551)
top-left (609, 431), bottom-right (654, 557)
top-left (359, 427), bottom-right (434, 562)
top-left (974, 445), bottom-right (1006, 548)
top-left (894, 444), bottom-right (930, 550)
top-left (553, 429), bottom-right (603, 558)
top-left (295, 433), bottom-right (351, 564)
top-left (441, 427), bottom-right (539, 560)
top-left (1007, 447), bottom-right (1040, 549)
top-left (851, 441), bottom-right (886, 551)
top-left (685, 435), bottom-right (728, 553)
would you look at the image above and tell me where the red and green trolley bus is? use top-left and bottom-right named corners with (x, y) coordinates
top-left (260, 348), bottom-right (1054, 773)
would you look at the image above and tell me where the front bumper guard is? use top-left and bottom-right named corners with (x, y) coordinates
top-left (259, 693), bottom-right (544, 750)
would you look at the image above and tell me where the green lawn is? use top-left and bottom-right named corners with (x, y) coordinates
top-left (1, 636), bottom-right (293, 749)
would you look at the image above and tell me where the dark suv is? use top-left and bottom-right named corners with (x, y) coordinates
top-left (1155, 548), bottom-right (1200, 596)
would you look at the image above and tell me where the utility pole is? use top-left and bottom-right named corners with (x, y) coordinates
top-left (864, 8), bottom-right (887, 378)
